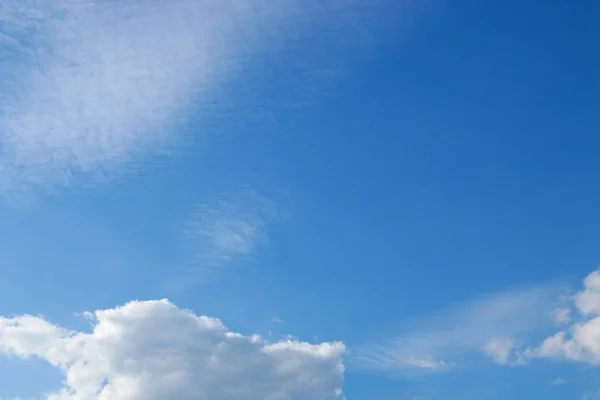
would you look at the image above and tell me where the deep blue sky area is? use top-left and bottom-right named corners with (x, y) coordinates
top-left (0, 1), bottom-right (599, 399)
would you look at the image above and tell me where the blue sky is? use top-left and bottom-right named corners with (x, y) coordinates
top-left (0, 0), bottom-right (599, 399)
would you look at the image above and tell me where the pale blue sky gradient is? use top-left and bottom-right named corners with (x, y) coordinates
top-left (1, 1), bottom-right (599, 399)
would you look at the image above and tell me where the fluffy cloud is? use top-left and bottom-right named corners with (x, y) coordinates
top-left (574, 270), bottom-right (600, 315)
top-left (0, 299), bottom-right (345, 400)
top-left (522, 269), bottom-right (600, 365)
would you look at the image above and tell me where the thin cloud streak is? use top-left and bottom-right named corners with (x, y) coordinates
top-left (172, 189), bottom-right (279, 288)
top-left (355, 283), bottom-right (564, 373)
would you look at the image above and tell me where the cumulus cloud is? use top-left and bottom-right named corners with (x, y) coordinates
top-left (355, 284), bottom-right (562, 372)
top-left (0, 299), bottom-right (345, 400)
top-left (0, 0), bottom-right (409, 194)
top-left (574, 270), bottom-right (600, 316)
top-left (524, 269), bottom-right (600, 365)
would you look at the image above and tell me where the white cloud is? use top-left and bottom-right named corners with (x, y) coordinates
top-left (1, 0), bottom-right (267, 192)
top-left (355, 284), bottom-right (562, 372)
top-left (574, 270), bottom-right (600, 316)
top-left (0, 0), bottom-right (408, 194)
top-left (512, 268), bottom-right (600, 366)
top-left (173, 190), bottom-right (278, 287)
top-left (406, 357), bottom-right (449, 372)
top-left (552, 377), bottom-right (566, 385)
top-left (0, 299), bottom-right (345, 400)
top-left (481, 337), bottom-right (519, 366)
top-left (393, 268), bottom-right (600, 369)
top-left (552, 307), bottom-right (571, 325)
top-left (522, 269), bottom-right (600, 365)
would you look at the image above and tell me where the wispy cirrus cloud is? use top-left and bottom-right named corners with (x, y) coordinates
top-left (406, 357), bottom-right (449, 372)
top-left (552, 377), bottom-right (567, 385)
top-left (372, 267), bottom-right (600, 370)
top-left (1, 0), bottom-right (263, 192)
top-left (172, 189), bottom-right (279, 287)
top-left (0, 0), bottom-right (418, 195)
top-left (355, 283), bottom-right (564, 373)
